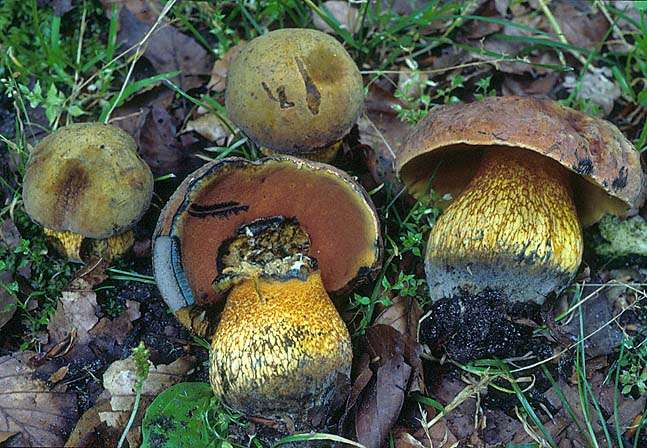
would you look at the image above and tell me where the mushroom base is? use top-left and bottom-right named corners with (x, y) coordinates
top-left (44, 228), bottom-right (134, 263)
top-left (209, 272), bottom-right (352, 430)
top-left (425, 148), bottom-right (583, 304)
top-left (260, 140), bottom-right (342, 163)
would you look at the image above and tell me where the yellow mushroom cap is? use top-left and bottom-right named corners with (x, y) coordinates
top-left (209, 271), bottom-right (352, 424)
top-left (225, 28), bottom-right (364, 157)
top-left (397, 96), bottom-right (646, 227)
top-left (22, 123), bottom-right (154, 239)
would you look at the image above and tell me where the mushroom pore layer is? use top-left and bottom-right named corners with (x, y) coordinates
top-left (209, 217), bottom-right (352, 427)
top-left (425, 148), bottom-right (583, 303)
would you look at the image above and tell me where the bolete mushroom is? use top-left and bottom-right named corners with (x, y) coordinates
top-left (225, 28), bottom-right (364, 162)
top-left (397, 96), bottom-right (646, 303)
top-left (22, 123), bottom-right (154, 262)
top-left (153, 156), bottom-right (382, 431)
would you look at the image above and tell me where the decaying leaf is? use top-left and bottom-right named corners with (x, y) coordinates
top-left (117, 8), bottom-right (213, 91)
top-left (345, 325), bottom-right (422, 448)
top-left (208, 43), bottom-right (246, 93)
top-left (312, 1), bottom-right (360, 34)
top-left (563, 67), bottom-right (621, 116)
top-left (95, 353), bottom-right (196, 446)
top-left (184, 113), bottom-right (231, 144)
top-left (100, 0), bottom-right (161, 23)
top-left (0, 352), bottom-right (78, 447)
top-left (0, 271), bottom-right (17, 330)
top-left (138, 105), bottom-right (199, 176)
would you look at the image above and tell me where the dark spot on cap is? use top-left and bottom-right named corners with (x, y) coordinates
top-left (612, 166), bottom-right (628, 190)
top-left (573, 158), bottom-right (593, 175)
top-left (53, 159), bottom-right (90, 227)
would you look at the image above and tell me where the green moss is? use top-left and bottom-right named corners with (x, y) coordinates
top-left (592, 215), bottom-right (647, 258)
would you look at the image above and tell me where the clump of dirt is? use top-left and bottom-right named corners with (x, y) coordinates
top-left (419, 289), bottom-right (552, 363)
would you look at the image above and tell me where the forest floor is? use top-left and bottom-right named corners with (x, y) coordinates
top-left (0, 1), bottom-right (647, 447)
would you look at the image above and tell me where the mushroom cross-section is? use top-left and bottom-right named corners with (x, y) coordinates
top-left (397, 96), bottom-right (646, 303)
top-left (153, 155), bottom-right (382, 430)
top-left (225, 28), bottom-right (364, 162)
top-left (22, 122), bottom-right (154, 262)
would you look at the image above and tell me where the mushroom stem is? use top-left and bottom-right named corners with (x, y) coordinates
top-left (208, 216), bottom-right (352, 430)
top-left (260, 140), bottom-right (343, 163)
top-left (425, 148), bottom-right (583, 303)
top-left (209, 271), bottom-right (352, 424)
top-left (44, 228), bottom-right (134, 263)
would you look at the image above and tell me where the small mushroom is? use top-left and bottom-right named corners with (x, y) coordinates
top-left (225, 28), bottom-right (364, 162)
top-left (22, 123), bottom-right (154, 262)
top-left (397, 96), bottom-right (646, 303)
top-left (153, 156), bottom-right (382, 431)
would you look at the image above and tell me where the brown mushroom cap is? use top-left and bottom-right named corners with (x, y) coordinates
top-left (153, 156), bottom-right (382, 310)
top-left (225, 28), bottom-right (364, 156)
top-left (397, 96), bottom-right (646, 226)
top-left (23, 123), bottom-right (154, 239)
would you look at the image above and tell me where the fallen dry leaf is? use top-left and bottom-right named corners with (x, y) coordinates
top-left (117, 8), bottom-right (213, 91)
top-left (46, 288), bottom-right (100, 359)
top-left (95, 353), bottom-right (196, 446)
top-left (312, 1), bottom-right (360, 34)
top-left (0, 352), bottom-right (78, 447)
top-left (347, 325), bottom-right (422, 448)
top-left (208, 43), bottom-right (246, 93)
top-left (65, 399), bottom-right (120, 448)
top-left (552, 0), bottom-right (609, 51)
top-left (184, 113), bottom-right (231, 144)
top-left (138, 105), bottom-right (200, 177)
top-left (100, 0), bottom-right (161, 23)
top-left (563, 67), bottom-right (621, 116)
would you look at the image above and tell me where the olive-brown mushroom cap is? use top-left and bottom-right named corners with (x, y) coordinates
top-left (22, 123), bottom-right (154, 239)
top-left (397, 96), bottom-right (646, 226)
top-left (225, 28), bottom-right (364, 156)
top-left (153, 156), bottom-right (382, 311)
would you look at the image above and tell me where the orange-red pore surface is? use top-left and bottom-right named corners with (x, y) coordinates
top-left (156, 157), bottom-right (381, 306)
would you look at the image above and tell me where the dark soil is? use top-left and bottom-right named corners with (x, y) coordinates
top-left (419, 289), bottom-right (552, 363)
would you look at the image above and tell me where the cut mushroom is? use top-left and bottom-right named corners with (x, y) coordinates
top-left (225, 28), bottom-right (364, 162)
top-left (22, 123), bottom-right (153, 262)
top-left (153, 155), bottom-right (382, 431)
top-left (397, 96), bottom-right (646, 303)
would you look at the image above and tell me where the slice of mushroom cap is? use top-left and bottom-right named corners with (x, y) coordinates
top-left (225, 28), bottom-right (364, 157)
top-left (22, 122), bottom-right (154, 239)
top-left (397, 96), bottom-right (646, 227)
top-left (153, 156), bottom-right (382, 320)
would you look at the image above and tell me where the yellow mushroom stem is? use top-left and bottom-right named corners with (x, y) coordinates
top-left (209, 271), bottom-right (352, 424)
top-left (260, 140), bottom-right (343, 163)
top-left (44, 228), bottom-right (134, 263)
top-left (425, 148), bottom-right (583, 303)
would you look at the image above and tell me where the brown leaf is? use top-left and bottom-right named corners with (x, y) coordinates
top-left (184, 113), bottom-right (231, 144)
top-left (90, 300), bottom-right (142, 351)
top-left (0, 352), bottom-right (78, 447)
top-left (117, 8), bottom-right (213, 91)
top-left (64, 399), bottom-right (120, 448)
top-left (352, 325), bottom-right (422, 448)
top-left (108, 86), bottom-right (174, 138)
top-left (138, 105), bottom-right (199, 177)
top-left (208, 43), bottom-right (246, 93)
top-left (100, 0), bottom-right (161, 23)
top-left (312, 1), bottom-right (360, 34)
top-left (46, 288), bottom-right (100, 358)
top-left (375, 296), bottom-right (423, 338)
top-left (552, 0), bottom-right (609, 51)
top-left (358, 84), bottom-right (410, 188)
